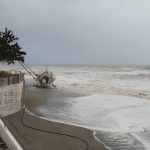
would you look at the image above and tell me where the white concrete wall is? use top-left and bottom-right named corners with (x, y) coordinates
top-left (0, 119), bottom-right (23, 150)
top-left (0, 82), bottom-right (24, 117)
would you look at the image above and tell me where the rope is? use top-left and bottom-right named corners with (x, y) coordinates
top-left (21, 108), bottom-right (89, 150)
top-left (21, 62), bottom-right (37, 77)
top-left (19, 62), bottom-right (35, 79)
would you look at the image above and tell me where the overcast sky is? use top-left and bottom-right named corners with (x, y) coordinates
top-left (1, 0), bottom-right (150, 65)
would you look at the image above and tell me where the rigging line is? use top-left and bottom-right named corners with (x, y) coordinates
top-left (21, 108), bottom-right (89, 150)
top-left (21, 62), bottom-right (37, 77)
top-left (19, 62), bottom-right (36, 76)
top-left (18, 62), bottom-right (35, 79)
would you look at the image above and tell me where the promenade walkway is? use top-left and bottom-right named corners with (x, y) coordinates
top-left (2, 109), bottom-right (105, 150)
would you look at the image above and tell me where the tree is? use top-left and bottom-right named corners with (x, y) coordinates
top-left (0, 28), bottom-right (26, 64)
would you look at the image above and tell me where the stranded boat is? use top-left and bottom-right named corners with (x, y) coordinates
top-left (35, 69), bottom-right (56, 88)
top-left (19, 62), bottom-right (56, 88)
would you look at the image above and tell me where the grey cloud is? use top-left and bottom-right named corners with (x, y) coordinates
top-left (1, 0), bottom-right (150, 65)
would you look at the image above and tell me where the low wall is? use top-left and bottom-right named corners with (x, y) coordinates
top-left (0, 119), bottom-right (23, 150)
top-left (0, 73), bottom-right (24, 149)
top-left (0, 81), bottom-right (24, 117)
top-left (0, 71), bottom-right (24, 86)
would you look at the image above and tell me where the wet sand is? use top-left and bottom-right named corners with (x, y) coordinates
top-left (2, 87), bottom-right (107, 150)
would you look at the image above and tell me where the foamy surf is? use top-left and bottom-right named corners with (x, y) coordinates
top-left (23, 65), bottom-right (150, 149)
top-left (35, 94), bottom-right (150, 150)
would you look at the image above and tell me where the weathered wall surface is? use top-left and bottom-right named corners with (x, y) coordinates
top-left (0, 81), bottom-right (24, 117)
top-left (0, 73), bottom-right (24, 149)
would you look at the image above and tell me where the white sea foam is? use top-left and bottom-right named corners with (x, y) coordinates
top-left (36, 94), bottom-right (150, 149)
top-left (36, 94), bottom-right (150, 130)
top-left (27, 65), bottom-right (150, 150)
top-left (25, 74), bottom-right (32, 79)
top-left (4, 64), bottom-right (150, 149)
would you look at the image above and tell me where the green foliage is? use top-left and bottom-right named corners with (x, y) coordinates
top-left (0, 28), bottom-right (26, 64)
top-left (0, 71), bottom-right (10, 77)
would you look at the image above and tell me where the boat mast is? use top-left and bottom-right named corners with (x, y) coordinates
top-left (19, 62), bottom-right (36, 79)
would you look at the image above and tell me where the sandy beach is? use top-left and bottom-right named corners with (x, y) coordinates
top-left (2, 86), bottom-right (106, 150)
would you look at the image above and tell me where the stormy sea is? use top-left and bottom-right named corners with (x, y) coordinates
top-left (2, 64), bottom-right (150, 150)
